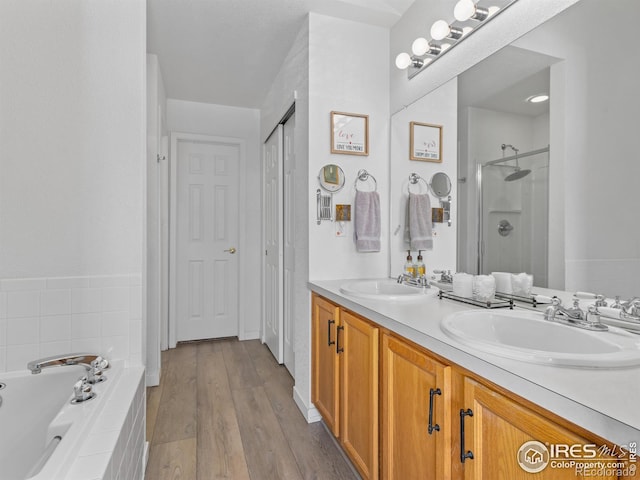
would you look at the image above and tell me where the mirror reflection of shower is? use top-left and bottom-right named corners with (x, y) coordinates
top-left (478, 144), bottom-right (550, 286)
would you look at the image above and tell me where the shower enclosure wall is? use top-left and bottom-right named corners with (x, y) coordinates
top-left (477, 147), bottom-right (549, 287)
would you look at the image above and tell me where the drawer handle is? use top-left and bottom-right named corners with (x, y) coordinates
top-left (327, 319), bottom-right (336, 346)
top-left (336, 326), bottom-right (344, 354)
top-left (428, 388), bottom-right (442, 434)
top-left (460, 408), bottom-right (474, 463)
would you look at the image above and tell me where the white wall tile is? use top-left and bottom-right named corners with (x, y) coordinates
top-left (72, 337), bottom-right (102, 353)
top-left (91, 275), bottom-right (131, 288)
top-left (129, 286), bottom-right (142, 320)
top-left (40, 315), bottom-right (72, 342)
top-left (71, 313), bottom-right (102, 339)
top-left (0, 347), bottom-right (6, 371)
top-left (72, 288), bottom-right (102, 314)
top-left (129, 320), bottom-right (142, 355)
top-left (7, 317), bottom-right (39, 345)
top-left (39, 340), bottom-right (72, 357)
top-left (7, 291), bottom-right (39, 318)
top-left (102, 311), bottom-right (129, 337)
top-left (6, 343), bottom-right (38, 371)
top-left (0, 318), bottom-right (6, 346)
top-left (47, 277), bottom-right (90, 290)
top-left (102, 287), bottom-right (129, 312)
top-left (0, 278), bottom-right (46, 291)
top-left (102, 336), bottom-right (129, 361)
top-left (40, 289), bottom-right (72, 316)
top-left (0, 292), bottom-right (6, 319)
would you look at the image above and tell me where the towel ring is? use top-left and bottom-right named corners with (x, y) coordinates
top-left (408, 173), bottom-right (429, 194)
top-left (355, 169), bottom-right (377, 192)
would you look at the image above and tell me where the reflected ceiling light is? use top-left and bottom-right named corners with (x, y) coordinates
top-left (394, 0), bottom-right (519, 79)
top-left (454, 0), bottom-right (489, 21)
top-left (430, 20), bottom-right (464, 41)
top-left (527, 94), bottom-right (549, 103)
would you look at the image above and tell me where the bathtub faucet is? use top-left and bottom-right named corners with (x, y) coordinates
top-left (27, 353), bottom-right (108, 375)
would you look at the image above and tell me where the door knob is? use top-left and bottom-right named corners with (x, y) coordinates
top-left (224, 247), bottom-right (237, 254)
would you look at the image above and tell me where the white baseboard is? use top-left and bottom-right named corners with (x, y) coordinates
top-left (145, 372), bottom-right (160, 387)
top-left (143, 441), bottom-right (150, 475)
top-left (239, 330), bottom-right (260, 341)
top-left (293, 385), bottom-right (321, 423)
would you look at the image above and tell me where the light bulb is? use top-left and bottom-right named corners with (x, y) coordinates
top-left (395, 52), bottom-right (412, 70)
top-left (527, 94), bottom-right (549, 103)
top-left (430, 20), bottom-right (450, 41)
top-left (412, 37), bottom-right (429, 56)
top-left (454, 0), bottom-right (476, 21)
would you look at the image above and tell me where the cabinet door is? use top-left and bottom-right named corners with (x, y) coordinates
top-left (462, 378), bottom-right (620, 480)
top-left (340, 309), bottom-right (379, 480)
top-left (381, 333), bottom-right (451, 480)
top-left (311, 294), bottom-right (340, 436)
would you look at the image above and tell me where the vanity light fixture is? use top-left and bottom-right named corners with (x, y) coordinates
top-left (395, 0), bottom-right (519, 79)
top-left (527, 94), bottom-right (549, 103)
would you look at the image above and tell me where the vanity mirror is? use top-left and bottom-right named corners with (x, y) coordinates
top-left (318, 164), bottom-right (345, 193)
top-left (390, 0), bottom-right (640, 298)
top-left (317, 164), bottom-right (345, 224)
top-left (429, 172), bottom-right (451, 198)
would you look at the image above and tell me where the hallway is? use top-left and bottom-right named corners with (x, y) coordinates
top-left (145, 339), bottom-right (357, 479)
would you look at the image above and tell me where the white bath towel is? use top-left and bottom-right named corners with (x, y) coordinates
top-left (408, 193), bottom-right (433, 250)
top-left (354, 190), bottom-right (381, 252)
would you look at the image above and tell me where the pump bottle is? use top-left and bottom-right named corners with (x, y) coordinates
top-left (415, 250), bottom-right (426, 278)
top-left (404, 251), bottom-right (416, 277)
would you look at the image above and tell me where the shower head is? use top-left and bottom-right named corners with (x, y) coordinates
top-left (504, 167), bottom-right (531, 181)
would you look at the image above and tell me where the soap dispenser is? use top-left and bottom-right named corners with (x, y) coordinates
top-left (404, 251), bottom-right (416, 277)
top-left (415, 250), bottom-right (426, 278)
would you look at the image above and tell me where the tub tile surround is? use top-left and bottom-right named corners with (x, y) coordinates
top-left (65, 364), bottom-right (146, 480)
top-left (0, 275), bottom-right (143, 373)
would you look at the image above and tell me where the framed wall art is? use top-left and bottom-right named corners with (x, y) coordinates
top-left (410, 121), bottom-right (442, 162)
top-left (331, 111), bottom-right (369, 156)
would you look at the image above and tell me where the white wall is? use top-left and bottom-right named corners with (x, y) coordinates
top-left (261, 20), bottom-right (312, 419)
top-left (308, 13), bottom-right (390, 281)
top-left (0, 0), bottom-right (146, 371)
top-left (389, 79), bottom-right (458, 277)
top-left (167, 99), bottom-right (262, 339)
top-left (146, 54), bottom-right (167, 385)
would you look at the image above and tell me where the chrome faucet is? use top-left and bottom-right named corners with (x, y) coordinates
top-left (543, 297), bottom-right (608, 331)
top-left (397, 273), bottom-right (429, 288)
top-left (433, 269), bottom-right (453, 284)
top-left (27, 353), bottom-right (108, 375)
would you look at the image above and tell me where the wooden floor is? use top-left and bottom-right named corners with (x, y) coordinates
top-left (145, 339), bottom-right (357, 480)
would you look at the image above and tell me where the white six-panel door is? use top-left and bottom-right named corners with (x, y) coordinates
top-left (174, 137), bottom-right (240, 342)
top-left (264, 126), bottom-right (284, 363)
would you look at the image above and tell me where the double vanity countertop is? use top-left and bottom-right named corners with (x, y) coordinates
top-left (308, 279), bottom-right (640, 447)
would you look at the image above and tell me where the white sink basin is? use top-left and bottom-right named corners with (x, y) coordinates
top-left (340, 279), bottom-right (433, 300)
top-left (441, 310), bottom-right (640, 368)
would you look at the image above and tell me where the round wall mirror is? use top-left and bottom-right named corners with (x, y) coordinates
top-left (318, 164), bottom-right (345, 193)
top-left (429, 172), bottom-right (452, 198)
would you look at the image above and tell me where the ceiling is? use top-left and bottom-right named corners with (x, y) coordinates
top-left (458, 45), bottom-right (558, 117)
top-left (147, 0), bottom-right (415, 108)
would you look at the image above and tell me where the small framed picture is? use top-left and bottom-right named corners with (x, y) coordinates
top-left (410, 122), bottom-right (442, 162)
top-left (331, 111), bottom-right (369, 156)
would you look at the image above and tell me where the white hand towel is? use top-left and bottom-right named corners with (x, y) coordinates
top-left (354, 190), bottom-right (381, 252)
top-left (408, 193), bottom-right (433, 250)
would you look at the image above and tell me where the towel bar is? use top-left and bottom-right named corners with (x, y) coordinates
top-left (355, 169), bottom-right (377, 191)
top-left (408, 173), bottom-right (429, 193)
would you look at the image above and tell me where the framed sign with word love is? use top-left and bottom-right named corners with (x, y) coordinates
top-left (410, 122), bottom-right (442, 162)
top-left (331, 111), bottom-right (369, 156)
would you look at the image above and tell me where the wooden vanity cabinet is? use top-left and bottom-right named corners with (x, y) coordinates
top-left (381, 332), bottom-right (461, 480)
top-left (311, 293), bottom-right (341, 436)
top-left (460, 377), bottom-right (620, 480)
top-left (311, 294), bottom-right (379, 480)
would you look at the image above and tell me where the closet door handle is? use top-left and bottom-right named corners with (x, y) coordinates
top-left (336, 326), bottom-right (344, 354)
top-left (327, 319), bottom-right (335, 346)
top-left (460, 408), bottom-right (474, 463)
top-left (428, 388), bottom-right (442, 434)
